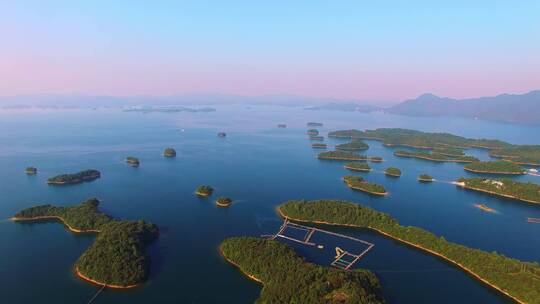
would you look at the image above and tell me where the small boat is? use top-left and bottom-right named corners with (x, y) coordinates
top-left (527, 217), bottom-right (540, 223)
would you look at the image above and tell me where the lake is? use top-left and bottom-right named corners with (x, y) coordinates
top-left (0, 105), bottom-right (538, 303)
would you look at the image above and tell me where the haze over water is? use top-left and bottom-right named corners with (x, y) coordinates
top-left (0, 105), bottom-right (539, 303)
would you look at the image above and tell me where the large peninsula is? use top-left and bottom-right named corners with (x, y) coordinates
top-left (220, 236), bottom-right (385, 304)
top-left (12, 198), bottom-right (159, 288)
top-left (278, 200), bottom-right (540, 304)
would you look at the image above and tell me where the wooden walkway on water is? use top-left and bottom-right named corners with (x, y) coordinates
top-left (267, 219), bottom-right (374, 270)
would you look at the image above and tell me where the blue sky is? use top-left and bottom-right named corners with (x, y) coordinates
top-left (1, 1), bottom-right (539, 101)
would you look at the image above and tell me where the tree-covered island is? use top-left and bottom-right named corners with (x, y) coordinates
top-left (394, 150), bottom-right (478, 163)
top-left (307, 122), bottom-right (323, 127)
top-left (464, 161), bottom-right (525, 175)
top-left (47, 169), bottom-right (101, 185)
top-left (196, 185), bottom-right (214, 197)
top-left (432, 146), bottom-right (465, 156)
top-left (163, 148), bottom-right (176, 157)
top-left (277, 200), bottom-right (540, 304)
top-left (218, 132), bottom-right (227, 137)
top-left (318, 150), bottom-right (368, 161)
top-left (489, 145), bottom-right (540, 166)
top-left (384, 167), bottom-right (401, 177)
top-left (220, 237), bottom-right (385, 303)
top-left (343, 175), bottom-right (387, 196)
top-left (25, 167), bottom-right (37, 175)
top-left (455, 178), bottom-right (540, 205)
top-left (216, 197), bottom-right (232, 207)
top-left (336, 140), bottom-right (369, 151)
top-left (12, 198), bottom-right (159, 288)
top-left (311, 143), bottom-right (327, 149)
top-left (344, 162), bottom-right (372, 172)
top-left (126, 156), bottom-right (140, 167)
top-left (309, 135), bottom-right (324, 141)
top-left (277, 124), bottom-right (287, 128)
top-left (418, 174), bottom-right (434, 182)
top-left (307, 129), bottom-right (320, 136)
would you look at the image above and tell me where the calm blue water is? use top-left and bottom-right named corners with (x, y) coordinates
top-left (0, 106), bottom-right (538, 303)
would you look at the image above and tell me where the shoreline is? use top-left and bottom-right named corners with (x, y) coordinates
top-left (344, 165), bottom-right (372, 172)
top-left (11, 216), bottom-right (100, 233)
top-left (276, 207), bottom-right (525, 304)
top-left (75, 266), bottom-right (140, 289)
top-left (463, 167), bottom-right (525, 175)
top-left (394, 152), bottom-right (475, 163)
top-left (455, 183), bottom-right (540, 205)
top-left (219, 248), bottom-right (264, 284)
top-left (343, 179), bottom-right (387, 196)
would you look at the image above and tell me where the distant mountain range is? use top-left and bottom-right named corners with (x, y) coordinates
top-left (387, 90), bottom-right (540, 124)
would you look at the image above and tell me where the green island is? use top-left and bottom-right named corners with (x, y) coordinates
top-left (163, 148), bottom-right (176, 157)
top-left (370, 156), bottom-right (383, 162)
top-left (12, 198), bottom-right (159, 288)
top-left (489, 145), bottom-right (540, 166)
top-left (216, 197), bottom-right (232, 207)
top-left (328, 128), bottom-right (509, 149)
top-left (464, 161), bottom-right (525, 175)
top-left (311, 143), bottom-right (327, 149)
top-left (432, 146), bottom-right (465, 156)
top-left (47, 169), bottom-right (101, 185)
top-left (126, 156), bottom-right (140, 167)
top-left (196, 185), bottom-right (214, 197)
top-left (220, 236), bottom-right (384, 304)
top-left (343, 175), bottom-right (387, 196)
top-left (277, 200), bottom-right (540, 304)
top-left (384, 167), bottom-right (401, 177)
top-left (455, 178), bottom-right (540, 205)
top-left (336, 140), bottom-right (369, 151)
top-left (307, 129), bottom-right (319, 136)
top-left (344, 162), bottom-right (372, 172)
top-left (318, 150), bottom-right (367, 161)
top-left (394, 150), bottom-right (478, 163)
top-left (25, 167), bottom-right (37, 175)
top-left (418, 174), bottom-right (434, 182)
top-left (307, 122), bottom-right (323, 127)
top-left (309, 135), bottom-right (324, 141)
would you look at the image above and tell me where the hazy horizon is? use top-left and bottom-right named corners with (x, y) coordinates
top-left (2, 1), bottom-right (539, 102)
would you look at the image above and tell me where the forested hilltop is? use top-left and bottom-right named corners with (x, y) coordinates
top-left (13, 198), bottom-right (159, 287)
top-left (220, 237), bottom-right (385, 304)
top-left (394, 150), bottom-right (478, 163)
top-left (464, 161), bottom-right (525, 174)
top-left (278, 200), bottom-right (540, 304)
top-left (456, 178), bottom-right (540, 205)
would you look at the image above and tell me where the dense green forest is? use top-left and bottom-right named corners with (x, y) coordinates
top-left (279, 200), bottom-right (540, 304)
top-left (126, 156), bottom-right (140, 166)
top-left (163, 148), bottom-right (176, 157)
top-left (336, 140), bottom-right (369, 151)
top-left (343, 175), bottom-right (386, 195)
top-left (13, 198), bottom-right (159, 287)
top-left (457, 178), bottom-right (540, 204)
top-left (312, 143), bottom-right (327, 149)
top-left (196, 185), bottom-right (214, 196)
top-left (328, 129), bottom-right (364, 138)
top-left (489, 145), bottom-right (540, 165)
top-left (221, 237), bottom-right (385, 304)
top-left (344, 162), bottom-right (371, 172)
top-left (384, 167), bottom-right (401, 177)
top-left (394, 150), bottom-right (478, 163)
top-left (418, 174), bottom-right (433, 182)
top-left (464, 161), bottom-right (525, 174)
top-left (318, 151), bottom-right (367, 161)
top-left (47, 169), bottom-right (101, 185)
